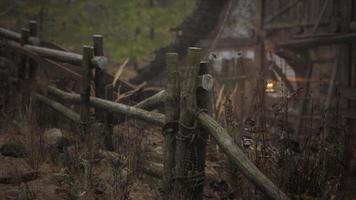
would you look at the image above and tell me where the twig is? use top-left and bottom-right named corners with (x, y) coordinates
top-left (115, 82), bottom-right (147, 103)
top-left (113, 58), bottom-right (129, 87)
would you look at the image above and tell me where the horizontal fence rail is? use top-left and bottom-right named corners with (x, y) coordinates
top-left (0, 27), bottom-right (39, 45)
top-left (35, 94), bottom-right (81, 123)
top-left (46, 86), bottom-right (165, 126)
top-left (48, 85), bottom-right (165, 111)
top-left (134, 90), bottom-right (166, 110)
top-left (1, 28), bottom-right (106, 67)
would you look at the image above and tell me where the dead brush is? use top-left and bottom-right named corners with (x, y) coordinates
top-left (53, 167), bottom-right (83, 200)
top-left (18, 183), bottom-right (37, 200)
top-left (15, 96), bottom-right (45, 170)
top-left (109, 119), bottom-right (145, 199)
top-left (223, 98), bottom-right (239, 192)
top-left (265, 94), bottom-right (346, 199)
top-left (220, 90), bottom-right (272, 199)
top-left (54, 126), bottom-right (106, 200)
top-left (282, 120), bottom-right (345, 198)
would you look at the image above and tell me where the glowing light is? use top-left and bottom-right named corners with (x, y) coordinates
top-left (265, 80), bottom-right (276, 93)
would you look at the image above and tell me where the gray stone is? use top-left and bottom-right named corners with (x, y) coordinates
top-left (44, 128), bottom-right (69, 149)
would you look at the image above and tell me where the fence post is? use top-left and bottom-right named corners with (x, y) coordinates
top-left (93, 35), bottom-right (105, 116)
top-left (19, 28), bottom-right (31, 107)
top-left (28, 20), bottom-right (38, 38)
top-left (103, 84), bottom-right (114, 150)
top-left (27, 20), bottom-right (38, 80)
top-left (20, 28), bottom-right (29, 46)
top-left (80, 46), bottom-right (94, 136)
top-left (174, 47), bottom-right (201, 199)
top-left (193, 61), bottom-right (212, 199)
top-left (162, 53), bottom-right (179, 198)
top-left (19, 28), bottom-right (29, 80)
top-left (92, 34), bottom-right (113, 149)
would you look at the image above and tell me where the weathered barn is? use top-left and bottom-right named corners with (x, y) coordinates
top-left (200, 0), bottom-right (356, 197)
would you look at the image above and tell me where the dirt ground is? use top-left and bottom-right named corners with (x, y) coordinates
top-left (0, 116), bottom-right (229, 200)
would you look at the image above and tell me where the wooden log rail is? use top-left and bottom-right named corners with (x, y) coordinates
top-left (45, 86), bottom-right (165, 126)
top-left (47, 85), bottom-right (165, 113)
top-left (47, 75), bottom-right (211, 112)
top-left (0, 27), bottom-right (39, 45)
top-left (0, 27), bottom-right (105, 67)
top-left (35, 94), bottom-right (81, 123)
top-left (134, 90), bottom-right (166, 110)
top-left (3, 39), bottom-right (86, 66)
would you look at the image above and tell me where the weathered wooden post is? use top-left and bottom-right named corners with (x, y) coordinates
top-left (80, 46), bottom-right (94, 136)
top-left (92, 35), bottom-right (111, 148)
top-left (93, 34), bottom-right (105, 112)
top-left (162, 53), bottom-right (179, 197)
top-left (19, 28), bottom-right (29, 80)
top-left (19, 28), bottom-right (31, 107)
top-left (20, 28), bottom-right (29, 46)
top-left (27, 20), bottom-right (39, 80)
top-left (28, 20), bottom-right (38, 38)
top-left (193, 61), bottom-right (212, 199)
top-left (174, 47), bottom-right (201, 199)
top-left (103, 84), bottom-right (114, 150)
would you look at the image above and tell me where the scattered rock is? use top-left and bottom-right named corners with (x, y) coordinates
top-left (0, 141), bottom-right (26, 158)
top-left (44, 128), bottom-right (70, 152)
top-left (44, 128), bottom-right (71, 165)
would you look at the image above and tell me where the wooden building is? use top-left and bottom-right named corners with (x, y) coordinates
top-left (200, 0), bottom-right (356, 196)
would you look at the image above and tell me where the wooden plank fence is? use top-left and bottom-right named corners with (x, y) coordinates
top-left (0, 21), bottom-right (290, 200)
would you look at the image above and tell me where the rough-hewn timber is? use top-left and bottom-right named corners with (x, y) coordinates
top-left (174, 47), bottom-right (201, 199)
top-left (93, 35), bottom-right (106, 122)
top-left (193, 61), bottom-right (211, 200)
top-left (80, 46), bottom-right (94, 136)
top-left (162, 53), bottom-right (179, 198)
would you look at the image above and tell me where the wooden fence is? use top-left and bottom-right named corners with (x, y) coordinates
top-left (0, 21), bottom-right (290, 200)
